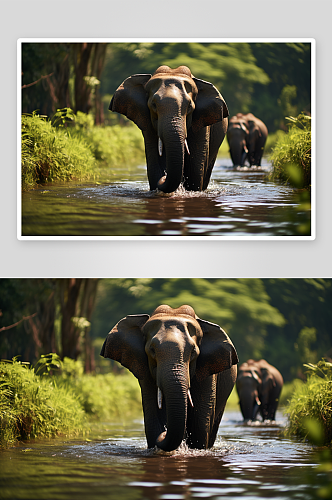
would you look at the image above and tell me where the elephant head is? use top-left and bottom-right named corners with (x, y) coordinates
top-left (236, 360), bottom-right (262, 421)
top-left (226, 113), bottom-right (249, 166)
top-left (110, 65), bottom-right (229, 193)
top-left (100, 304), bottom-right (238, 452)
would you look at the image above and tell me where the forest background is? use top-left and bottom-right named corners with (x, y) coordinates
top-left (21, 41), bottom-right (311, 134)
top-left (1, 278), bottom-right (330, 384)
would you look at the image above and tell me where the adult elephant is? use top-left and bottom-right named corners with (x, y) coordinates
top-left (236, 359), bottom-right (283, 421)
top-left (110, 65), bottom-right (229, 193)
top-left (226, 113), bottom-right (249, 167)
top-left (227, 113), bottom-right (268, 167)
top-left (101, 304), bottom-right (238, 452)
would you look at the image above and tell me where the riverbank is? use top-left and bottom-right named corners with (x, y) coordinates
top-left (269, 113), bottom-right (311, 188)
top-left (284, 360), bottom-right (332, 446)
top-left (21, 110), bottom-right (145, 190)
top-left (0, 356), bottom-right (141, 448)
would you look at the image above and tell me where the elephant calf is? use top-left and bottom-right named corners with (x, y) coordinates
top-left (110, 65), bottom-right (229, 193)
top-left (101, 304), bottom-right (238, 452)
top-left (227, 113), bottom-right (268, 167)
top-left (236, 359), bottom-right (283, 422)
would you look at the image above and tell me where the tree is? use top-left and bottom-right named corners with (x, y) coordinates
top-left (0, 279), bottom-right (99, 371)
top-left (22, 43), bottom-right (107, 123)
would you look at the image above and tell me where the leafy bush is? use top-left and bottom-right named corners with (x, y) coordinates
top-left (0, 354), bottom-right (142, 447)
top-left (0, 357), bottom-right (86, 447)
top-left (21, 111), bottom-right (96, 190)
top-left (71, 111), bottom-right (145, 169)
top-left (21, 110), bottom-right (146, 190)
top-left (57, 357), bottom-right (142, 421)
top-left (269, 113), bottom-right (311, 187)
top-left (284, 360), bottom-right (332, 446)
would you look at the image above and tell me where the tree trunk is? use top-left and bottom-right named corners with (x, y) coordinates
top-left (60, 278), bottom-right (84, 359)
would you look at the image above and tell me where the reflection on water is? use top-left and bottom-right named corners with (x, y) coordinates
top-left (21, 159), bottom-right (311, 237)
top-left (0, 411), bottom-right (329, 500)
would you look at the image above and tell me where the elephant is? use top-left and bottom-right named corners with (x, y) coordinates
top-left (110, 65), bottom-right (229, 193)
top-left (227, 113), bottom-right (268, 167)
top-left (236, 359), bottom-right (283, 422)
top-left (100, 304), bottom-right (238, 452)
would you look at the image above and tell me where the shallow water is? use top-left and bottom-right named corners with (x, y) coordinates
top-left (1, 410), bottom-right (329, 499)
top-left (21, 159), bottom-right (311, 237)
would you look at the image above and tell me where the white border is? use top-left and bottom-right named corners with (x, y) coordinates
top-left (17, 38), bottom-right (316, 241)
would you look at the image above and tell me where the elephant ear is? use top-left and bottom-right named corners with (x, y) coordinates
top-left (100, 314), bottom-right (150, 380)
top-left (109, 74), bottom-right (152, 131)
top-left (192, 78), bottom-right (229, 132)
top-left (195, 319), bottom-right (238, 381)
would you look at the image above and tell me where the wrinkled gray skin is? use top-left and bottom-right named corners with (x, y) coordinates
top-left (110, 65), bottom-right (229, 193)
top-left (101, 304), bottom-right (238, 452)
top-left (227, 113), bottom-right (268, 167)
top-left (236, 359), bottom-right (283, 421)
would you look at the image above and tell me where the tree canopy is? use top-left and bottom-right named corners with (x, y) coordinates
top-left (2, 278), bottom-right (329, 383)
top-left (22, 41), bottom-right (311, 132)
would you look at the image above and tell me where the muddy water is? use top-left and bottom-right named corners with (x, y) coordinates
top-left (21, 159), bottom-right (311, 237)
top-left (0, 410), bottom-right (328, 499)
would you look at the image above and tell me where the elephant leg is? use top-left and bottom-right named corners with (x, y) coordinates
top-left (139, 376), bottom-right (167, 448)
top-left (203, 120), bottom-right (227, 190)
top-left (186, 375), bottom-right (217, 449)
top-left (142, 129), bottom-right (166, 191)
top-left (209, 365), bottom-right (237, 446)
top-left (183, 127), bottom-right (209, 191)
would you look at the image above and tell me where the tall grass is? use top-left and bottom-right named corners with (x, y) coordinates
top-left (21, 112), bottom-right (96, 190)
top-left (269, 113), bottom-right (311, 188)
top-left (57, 357), bottom-right (142, 421)
top-left (0, 357), bottom-right (86, 447)
top-left (0, 355), bottom-right (142, 447)
top-left (21, 110), bottom-right (146, 190)
top-left (284, 360), bottom-right (332, 446)
top-left (71, 111), bottom-right (145, 169)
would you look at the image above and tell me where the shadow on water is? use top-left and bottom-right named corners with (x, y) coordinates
top-left (21, 159), bottom-right (311, 237)
top-left (0, 411), bottom-right (329, 499)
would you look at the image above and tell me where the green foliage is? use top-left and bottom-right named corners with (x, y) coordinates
top-left (57, 357), bottom-right (142, 420)
top-left (59, 370), bottom-right (142, 421)
top-left (71, 112), bottom-right (145, 168)
top-left (92, 278), bottom-right (286, 364)
top-left (50, 107), bottom-right (75, 128)
top-left (0, 354), bottom-right (142, 447)
top-left (0, 357), bottom-right (86, 447)
top-left (285, 360), bottom-right (332, 446)
top-left (21, 111), bottom-right (96, 190)
top-left (34, 353), bottom-right (62, 376)
top-left (101, 42), bottom-right (311, 132)
top-left (270, 113), bottom-right (311, 188)
top-left (21, 110), bottom-right (145, 190)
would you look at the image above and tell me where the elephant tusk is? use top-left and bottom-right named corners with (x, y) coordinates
top-left (157, 387), bottom-right (163, 409)
top-left (188, 389), bottom-right (194, 407)
top-left (158, 137), bottom-right (163, 157)
top-left (185, 139), bottom-right (190, 155)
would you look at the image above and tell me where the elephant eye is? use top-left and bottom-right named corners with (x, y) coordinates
top-left (184, 80), bottom-right (193, 94)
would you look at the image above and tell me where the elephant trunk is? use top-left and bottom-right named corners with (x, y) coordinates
top-left (157, 117), bottom-right (186, 193)
top-left (156, 363), bottom-right (188, 452)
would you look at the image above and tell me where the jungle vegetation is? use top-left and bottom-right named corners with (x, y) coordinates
top-left (21, 42), bottom-right (312, 187)
top-left (22, 42), bottom-right (311, 134)
top-left (1, 278), bottom-right (330, 382)
top-left (1, 278), bottom-right (330, 447)
top-left (285, 360), bottom-right (332, 447)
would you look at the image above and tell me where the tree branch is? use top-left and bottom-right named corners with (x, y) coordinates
top-left (0, 313), bottom-right (37, 332)
top-left (22, 73), bottom-right (54, 89)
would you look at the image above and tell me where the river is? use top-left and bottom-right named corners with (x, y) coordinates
top-left (21, 159), bottom-right (311, 238)
top-left (1, 410), bottom-right (329, 499)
